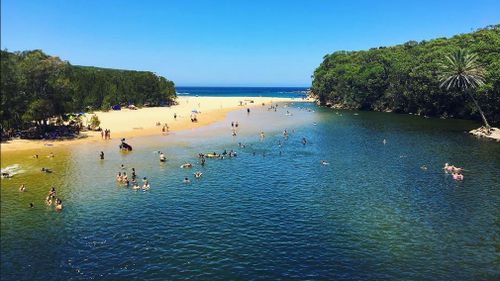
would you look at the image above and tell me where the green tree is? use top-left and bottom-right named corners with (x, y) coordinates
top-left (438, 48), bottom-right (489, 129)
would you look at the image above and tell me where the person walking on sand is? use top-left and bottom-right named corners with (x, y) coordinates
top-left (174, 113), bottom-right (177, 120)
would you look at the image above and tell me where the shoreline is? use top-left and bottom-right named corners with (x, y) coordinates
top-left (0, 96), bottom-right (310, 153)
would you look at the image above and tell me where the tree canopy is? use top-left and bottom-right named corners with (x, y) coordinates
top-left (311, 24), bottom-right (500, 125)
top-left (1, 49), bottom-right (176, 131)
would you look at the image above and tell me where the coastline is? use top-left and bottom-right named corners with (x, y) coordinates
top-left (0, 96), bottom-right (310, 153)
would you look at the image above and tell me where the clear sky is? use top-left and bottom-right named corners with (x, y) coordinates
top-left (1, 0), bottom-right (499, 86)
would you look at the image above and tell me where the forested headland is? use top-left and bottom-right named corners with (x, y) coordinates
top-left (1, 49), bottom-right (176, 136)
top-left (311, 24), bottom-right (500, 125)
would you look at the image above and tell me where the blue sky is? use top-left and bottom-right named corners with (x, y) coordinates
top-left (2, 0), bottom-right (499, 86)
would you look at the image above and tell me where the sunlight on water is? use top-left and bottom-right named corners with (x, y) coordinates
top-left (1, 103), bottom-right (499, 280)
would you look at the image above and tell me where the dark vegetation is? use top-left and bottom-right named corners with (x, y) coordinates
top-left (311, 25), bottom-right (500, 125)
top-left (1, 49), bottom-right (176, 140)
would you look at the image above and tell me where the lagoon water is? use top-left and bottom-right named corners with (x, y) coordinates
top-left (1, 102), bottom-right (499, 280)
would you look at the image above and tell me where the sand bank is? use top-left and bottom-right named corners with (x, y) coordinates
top-left (0, 96), bottom-right (310, 152)
top-left (469, 127), bottom-right (500, 141)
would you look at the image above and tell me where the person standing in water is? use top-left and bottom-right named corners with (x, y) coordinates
top-left (100, 151), bottom-right (104, 160)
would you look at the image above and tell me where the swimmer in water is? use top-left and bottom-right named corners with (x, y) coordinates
top-left (260, 132), bottom-right (265, 139)
top-left (159, 152), bottom-right (167, 162)
top-left (183, 177), bottom-right (190, 183)
top-left (383, 139), bottom-right (387, 145)
top-left (120, 164), bottom-right (126, 170)
top-left (100, 151), bottom-right (104, 160)
top-left (132, 182), bottom-right (141, 190)
top-left (116, 172), bottom-right (122, 182)
top-left (48, 187), bottom-right (56, 197)
top-left (48, 152), bottom-right (54, 158)
top-left (301, 137), bottom-right (307, 145)
top-left (194, 171), bottom-right (203, 178)
top-left (321, 160), bottom-right (330, 165)
top-left (29, 203), bottom-right (34, 208)
top-left (55, 199), bottom-right (63, 211)
top-left (19, 184), bottom-right (26, 192)
top-left (452, 173), bottom-right (464, 181)
top-left (41, 167), bottom-right (52, 173)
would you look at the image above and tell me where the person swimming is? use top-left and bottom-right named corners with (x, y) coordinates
top-left (132, 183), bottom-right (141, 190)
top-left (19, 184), bottom-right (26, 192)
top-left (29, 203), bottom-right (34, 208)
top-left (131, 168), bottom-right (137, 180)
top-left (301, 137), bottom-right (307, 145)
top-left (48, 187), bottom-right (56, 197)
top-left (183, 177), bottom-right (190, 183)
top-left (194, 171), bottom-right (203, 178)
top-left (122, 172), bottom-right (128, 182)
top-left (321, 160), bottom-right (330, 165)
top-left (159, 152), bottom-right (167, 162)
top-left (41, 168), bottom-right (52, 173)
top-left (55, 199), bottom-right (63, 211)
top-left (452, 173), bottom-right (464, 181)
top-left (116, 172), bottom-right (122, 182)
top-left (180, 163), bottom-right (193, 168)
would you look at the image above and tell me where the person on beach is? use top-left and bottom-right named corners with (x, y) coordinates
top-left (247, 108), bottom-right (250, 114)
top-left (101, 130), bottom-right (104, 139)
top-left (174, 113), bottom-right (177, 120)
top-left (100, 151), bottom-right (104, 160)
top-left (19, 184), bottom-right (26, 192)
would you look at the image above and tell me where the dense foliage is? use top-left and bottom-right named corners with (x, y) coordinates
top-left (1, 49), bottom-right (176, 131)
top-left (312, 24), bottom-right (500, 125)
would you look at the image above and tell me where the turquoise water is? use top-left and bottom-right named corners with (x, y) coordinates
top-left (1, 103), bottom-right (499, 280)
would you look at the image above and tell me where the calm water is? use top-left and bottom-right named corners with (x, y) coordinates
top-left (176, 86), bottom-right (308, 98)
top-left (1, 103), bottom-right (499, 280)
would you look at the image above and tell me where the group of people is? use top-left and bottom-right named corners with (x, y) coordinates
top-left (45, 187), bottom-right (63, 210)
top-left (443, 163), bottom-right (465, 181)
top-left (101, 129), bottom-right (112, 140)
top-left (116, 166), bottom-right (151, 191)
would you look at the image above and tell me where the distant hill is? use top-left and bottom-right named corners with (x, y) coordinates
top-left (311, 24), bottom-right (500, 125)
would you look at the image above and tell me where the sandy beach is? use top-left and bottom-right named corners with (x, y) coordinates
top-left (0, 96), bottom-right (310, 152)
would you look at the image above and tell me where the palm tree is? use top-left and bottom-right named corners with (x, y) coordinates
top-left (438, 48), bottom-right (490, 129)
